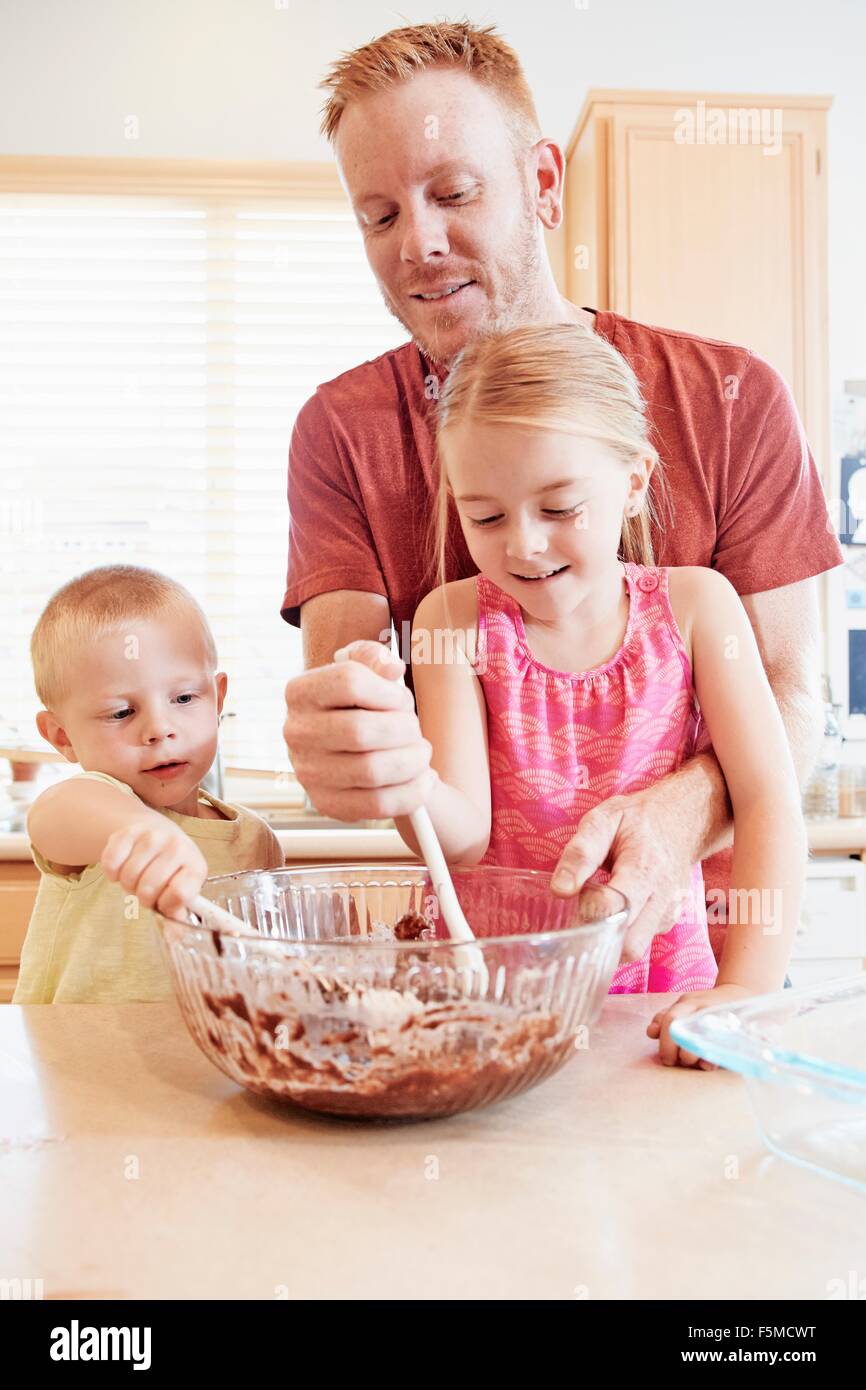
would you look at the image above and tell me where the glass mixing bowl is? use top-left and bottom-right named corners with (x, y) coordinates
top-left (156, 864), bottom-right (630, 1121)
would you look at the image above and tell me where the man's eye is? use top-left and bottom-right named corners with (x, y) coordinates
top-left (372, 190), bottom-right (470, 229)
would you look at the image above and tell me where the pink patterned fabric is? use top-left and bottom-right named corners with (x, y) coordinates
top-left (475, 561), bottom-right (718, 994)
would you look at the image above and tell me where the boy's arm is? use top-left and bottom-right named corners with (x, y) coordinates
top-left (27, 777), bottom-right (161, 871)
top-left (393, 584), bottom-right (491, 865)
top-left (689, 568), bottom-right (809, 992)
top-left (263, 822), bottom-right (286, 869)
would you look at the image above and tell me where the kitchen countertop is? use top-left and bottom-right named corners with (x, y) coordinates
top-left (803, 817), bottom-right (866, 850)
top-left (0, 826), bottom-right (414, 862)
top-left (0, 771), bottom-right (415, 860)
top-left (1, 818), bottom-right (863, 864)
top-left (1, 997), bottom-right (862, 1300)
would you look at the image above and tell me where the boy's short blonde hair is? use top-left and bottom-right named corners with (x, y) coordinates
top-left (319, 20), bottom-right (541, 150)
top-left (31, 565), bottom-right (218, 711)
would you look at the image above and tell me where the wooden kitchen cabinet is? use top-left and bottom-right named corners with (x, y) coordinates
top-left (565, 89), bottom-right (831, 487)
top-left (0, 862), bottom-right (38, 1002)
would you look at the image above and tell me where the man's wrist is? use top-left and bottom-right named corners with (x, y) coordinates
top-left (633, 751), bottom-right (733, 862)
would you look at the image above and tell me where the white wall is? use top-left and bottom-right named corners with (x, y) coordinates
top-left (2, 0), bottom-right (864, 714)
top-left (1, 0), bottom-right (863, 382)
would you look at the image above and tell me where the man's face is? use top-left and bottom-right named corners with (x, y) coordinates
top-left (336, 68), bottom-right (543, 366)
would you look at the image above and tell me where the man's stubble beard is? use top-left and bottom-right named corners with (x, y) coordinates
top-left (377, 203), bottom-right (544, 371)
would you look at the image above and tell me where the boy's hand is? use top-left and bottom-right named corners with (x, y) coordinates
top-left (101, 817), bottom-right (208, 920)
top-left (647, 983), bottom-right (754, 1068)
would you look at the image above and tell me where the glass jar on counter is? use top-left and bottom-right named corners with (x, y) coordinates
top-left (839, 735), bottom-right (866, 817)
top-left (0, 759), bottom-right (14, 833)
top-left (802, 702), bottom-right (842, 819)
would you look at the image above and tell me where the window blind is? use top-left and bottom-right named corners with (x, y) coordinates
top-left (0, 180), bottom-right (404, 772)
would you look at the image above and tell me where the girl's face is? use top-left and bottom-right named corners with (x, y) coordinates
top-left (446, 421), bottom-right (652, 621)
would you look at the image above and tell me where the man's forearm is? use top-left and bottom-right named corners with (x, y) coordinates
top-left (300, 590), bottom-right (392, 670)
top-left (643, 748), bottom-right (733, 863)
top-left (773, 680), bottom-right (826, 791)
top-left (641, 678), bottom-right (822, 865)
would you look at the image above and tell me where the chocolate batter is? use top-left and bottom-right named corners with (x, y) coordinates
top-left (188, 909), bottom-right (571, 1119)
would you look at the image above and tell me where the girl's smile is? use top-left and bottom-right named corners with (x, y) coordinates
top-left (511, 564), bottom-right (570, 582)
top-left (445, 419), bottom-right (651, 631)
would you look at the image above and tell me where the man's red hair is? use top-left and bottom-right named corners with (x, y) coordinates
top-left (319, 20), bottom-right (542, 147)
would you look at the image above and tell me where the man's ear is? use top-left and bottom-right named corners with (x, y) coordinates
top-left (35, 709), bottom-right (78, 763)
top-left (533, 138), bottom-right (566, 231)
top-left (215, 672), bottom-right (228, 717)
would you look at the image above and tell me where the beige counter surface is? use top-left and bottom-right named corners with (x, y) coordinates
top-left (0, 997), bottom-right (862, 1301)
top-left (0, 827), bottom-right (414, 862)
top-left (1, 819), bottom-right (864, 862)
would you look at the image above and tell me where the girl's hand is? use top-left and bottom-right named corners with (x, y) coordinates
top-left (101, 817), bottom-right (209, 920)
top-left (647, 983), bottom-right (754, 1068)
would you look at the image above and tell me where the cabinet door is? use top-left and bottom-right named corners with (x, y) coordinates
top-left (0, 874), bottom-right (38, 1002)
top-left (607, 101), bottom-right (828, 475)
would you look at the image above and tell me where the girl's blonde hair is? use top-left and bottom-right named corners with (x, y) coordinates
top-left (31, 565), bottom-right (218, 711)
top-left (432, 323), bottom-right (672, 593)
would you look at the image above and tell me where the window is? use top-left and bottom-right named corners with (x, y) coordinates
top-left (0, 160), bottom-right (404, 771)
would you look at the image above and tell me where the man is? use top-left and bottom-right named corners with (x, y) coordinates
top-left (281, 21), bottom-right (842, 964)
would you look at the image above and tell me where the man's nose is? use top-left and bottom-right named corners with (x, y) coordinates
top-left (399, 198), bottom-right (449, 264)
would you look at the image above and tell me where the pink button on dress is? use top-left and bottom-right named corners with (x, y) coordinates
top-left (473, 561), bottom-right (718, 994)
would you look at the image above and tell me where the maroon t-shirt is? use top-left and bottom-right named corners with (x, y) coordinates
top-left (282, 309), bottom-right (843, 903)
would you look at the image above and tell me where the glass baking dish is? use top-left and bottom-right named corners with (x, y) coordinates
top-left (670, 973), bottom-right (866, 1191)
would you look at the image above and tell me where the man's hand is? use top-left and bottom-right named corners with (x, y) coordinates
top-left (550, 785), bottom-right (704, 962)
top-left (646, 983), bottom-right (753, 1067)
top-left (283, 639), bottom-right (436, 821)
top-left (101, 818), bottom-right (209, 920)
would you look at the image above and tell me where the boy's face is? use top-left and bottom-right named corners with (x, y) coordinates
top-left (336, 68), bottom-right (548, 367)
top-left (39, 608), bottom-right (227, 813)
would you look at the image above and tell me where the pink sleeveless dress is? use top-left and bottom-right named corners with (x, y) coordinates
top-left (474, 561), bottom-right (718, 993)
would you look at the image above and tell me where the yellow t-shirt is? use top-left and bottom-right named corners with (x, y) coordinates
top-left (13, 770), bottom-right (286, 1004)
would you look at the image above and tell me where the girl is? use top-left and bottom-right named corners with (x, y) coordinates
top-left (394, 323), bottom-right (807, 1065)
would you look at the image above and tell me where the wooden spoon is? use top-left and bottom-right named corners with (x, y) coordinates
top-left (334, 649), bottom-right (488, 985)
